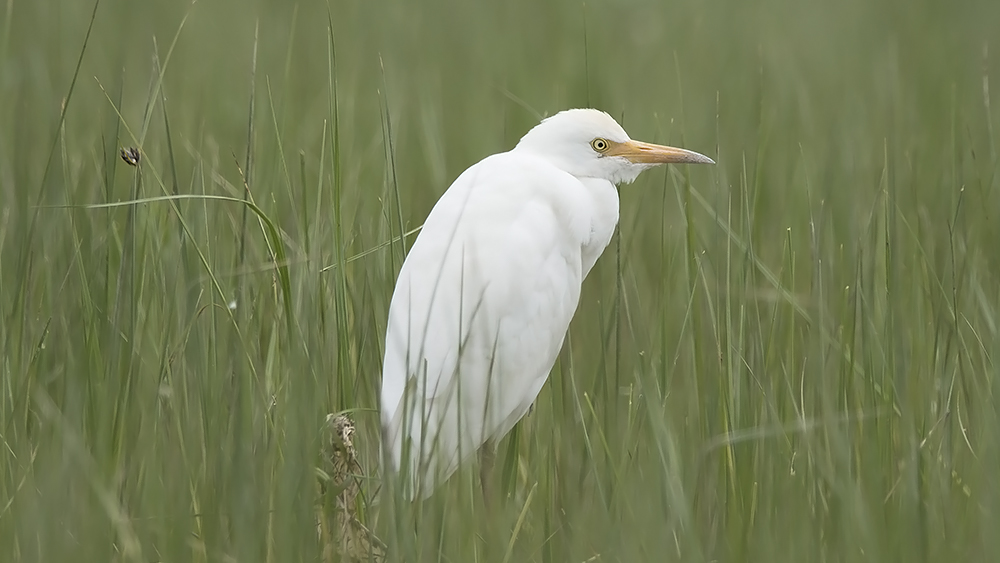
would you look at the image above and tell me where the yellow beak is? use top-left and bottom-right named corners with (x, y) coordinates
top-left (606, 139), bottom-right (715, 165)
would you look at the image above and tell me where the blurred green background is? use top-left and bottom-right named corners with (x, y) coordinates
top-left (2, 0), bottom-right (999, 561)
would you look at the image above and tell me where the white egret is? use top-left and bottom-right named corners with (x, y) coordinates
top-left (380, 108), bottom-right (714, 499)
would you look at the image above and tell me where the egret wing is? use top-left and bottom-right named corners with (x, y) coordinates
top-left (381, 152), bottom-right (590, 498)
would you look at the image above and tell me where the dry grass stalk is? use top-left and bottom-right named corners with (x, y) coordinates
top-left (318, 414), bottom-right (386, 563)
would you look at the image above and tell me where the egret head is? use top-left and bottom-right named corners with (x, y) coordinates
top-left (514, 108), bottom-right (714, 184)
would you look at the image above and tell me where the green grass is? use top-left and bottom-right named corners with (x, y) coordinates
top-left (2, 0), bottom-right (999, 561)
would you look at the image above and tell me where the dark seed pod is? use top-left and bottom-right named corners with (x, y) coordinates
top-left (120, 147), bottom-right (140, 166)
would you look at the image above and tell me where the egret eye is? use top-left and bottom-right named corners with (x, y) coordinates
top-left (590, 138), bottom-right (610, 153)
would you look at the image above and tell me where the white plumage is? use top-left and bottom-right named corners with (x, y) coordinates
top-left (380, 109), bottom-right (713, 499)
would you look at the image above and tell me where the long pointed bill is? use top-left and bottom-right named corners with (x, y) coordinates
top-left (606, 139), bottom-right (715, 165)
